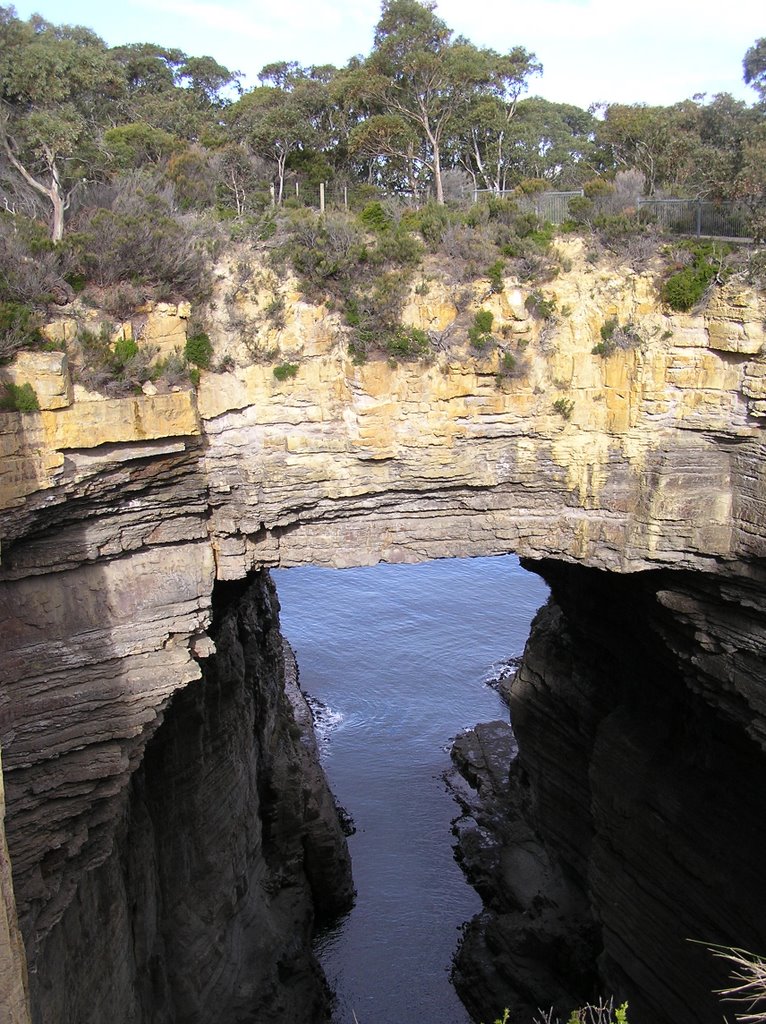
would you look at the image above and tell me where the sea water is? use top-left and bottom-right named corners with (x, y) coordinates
top-left (273, 555), bottom-right (548, 1024)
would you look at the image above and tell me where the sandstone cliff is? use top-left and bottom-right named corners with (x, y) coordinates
top-left (1, 245), bottom-right (765, 1022)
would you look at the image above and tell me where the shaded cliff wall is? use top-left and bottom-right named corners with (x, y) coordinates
top-left (1, 749), bottom-right (31, 1024)
top-left (453, 558), bottom-right (766, 1024)
top-left (519, 561), bottom-right (766, 1024)
top-left (24, 572), bottom-right (352, 1024)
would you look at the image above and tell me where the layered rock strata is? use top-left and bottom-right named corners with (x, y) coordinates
top-left (451, 560), bottom-right (766, 1024)
top-left (17, 571), bottom-right (353, 1024)
top-left (1, 250), bottom-right (765, 1022)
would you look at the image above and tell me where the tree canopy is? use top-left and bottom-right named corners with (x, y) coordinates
top-left (0, 1), bottom-right (762, 240)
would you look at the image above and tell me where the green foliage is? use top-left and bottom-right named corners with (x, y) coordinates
top-left (494, 350), bottom-right (526, 386)
top-left (486, 259), bottom-right (506, 294)
top-left (567, 196), bottom-right (595, 224)
top-left (412, 203), bottom-right (453, 251)
top-left (112, 336), bottom-right (139, 367)
top-left (592, 317), bottom-right (642, 356)
top-left (660, 242), bottom-right (729, 311)
top-left (359, 201), bottom-right (392, 232)
top-left (74, 170), bottom-right (217, 295)
top-left (525, 290), bottom-right (557, 320)
top-left (469, 309), bottom-right (494, 349)
top-left (553, 396), bottom-right (574, 419)
top-left (184, 332), bottom-right (213, 368)
top-left (0, 301), bottom-right (43, 362)
top-left (74, 323), bottom-right (167, 395)
top-left (384, 325), bottom-right (430, 360)
top-left (273, 361), bottom-right (299, 380)
top-left (0, 381), bottom-right (40, 412)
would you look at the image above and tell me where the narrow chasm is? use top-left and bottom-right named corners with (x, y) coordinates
top-left (451, 558), bottom-right (766, 1024)
top-left (30, 570), bottom-right (353, 1024)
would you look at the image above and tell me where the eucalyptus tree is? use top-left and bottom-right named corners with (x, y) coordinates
top-left (362, 0), bottom-right (540, 203)
top-left (228, 65), bottom-right (328, 204)
top-left (744, 38), bottom-right (766, 102)
top-left (0, 6), bottom-right (125, 240)
top-left (596, 101), bottom-right (704, 196)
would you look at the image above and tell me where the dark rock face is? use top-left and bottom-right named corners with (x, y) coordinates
top-left (452, 560), bottom-right (766, 1024)
top-left (28, 572), bottom-right (353, 1024)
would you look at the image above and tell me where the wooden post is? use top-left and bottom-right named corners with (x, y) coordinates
top-left (319, 181), bottom-right (325, 214)
top-left (344, 185), bottom-right (348, 210)
top-left (269, 183), bottom-right (275, 207)
top-left (295, 181), bottom-right (299, 199)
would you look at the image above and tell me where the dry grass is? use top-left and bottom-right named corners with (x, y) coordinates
top-left (711, 946), bottom-right (766, 1023)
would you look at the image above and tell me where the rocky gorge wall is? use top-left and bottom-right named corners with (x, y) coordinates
top-left (1, 244), bottom-right (765, 1022)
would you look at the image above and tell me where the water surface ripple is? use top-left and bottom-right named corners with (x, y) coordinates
top-left (273, 555), bottom-right (548, 1024)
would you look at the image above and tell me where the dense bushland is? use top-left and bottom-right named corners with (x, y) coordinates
top-left (0, 3), bottom-right (763, 385)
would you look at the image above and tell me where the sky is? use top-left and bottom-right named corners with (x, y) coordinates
top-left (10, 0), bottom-right (765, 109)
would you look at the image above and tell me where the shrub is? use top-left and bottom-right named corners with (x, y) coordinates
top-left (494, 350), bottom-right (527, 386)
top-left (553, 396), bottom-right (574, 419)
top-left (185, 332), bottom-right (213, 369)
top-left (74, 324), bottom-right (161, 395)
top-left (0, 301), bottom-right (44, 363)
top-left (412, 202), bottom-right (452, 251)
top-left (72, 169), bottom-right (218, 296)
top-left (469, 309), bottom-right (494, 350)
top-left (592, 318), bottom-right (642, 356)
top-left (661, 261), bottom-right (717, 311)
top-left (112, 336), bottom-right (139, 367)
top-left (525, 290), bottom-right (557, 320)
top-left (486, 259), bottom-right (506, 294)
top-left (384, 325), bottom-right (430, 361)
top-left (359, 201), bottom-right (392, 233)
top-left (0, 381), bottom-right (40, 412)
top-left (273, 362), bottom-right (298, 381)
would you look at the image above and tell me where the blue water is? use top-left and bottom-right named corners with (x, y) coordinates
top-left (272, 555), bottom-right (548, 1024)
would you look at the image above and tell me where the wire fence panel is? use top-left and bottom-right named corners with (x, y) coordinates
top-left (637, 199), bottom-right (756, 239)
top-left (472, 189), bottom-right (585, 224)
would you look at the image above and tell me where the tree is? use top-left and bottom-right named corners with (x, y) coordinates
top-left (364, 0), bottom-right (539, 204)
top-left (0, 6), bottom-right (125, 240)
top-left (228, 81), bottom-right (319, 204)
top-left (744, 38), bottom-right (766, 101)
top-left (597, 102), bottom-right (703, 196)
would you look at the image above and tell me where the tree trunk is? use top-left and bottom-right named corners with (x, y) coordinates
top-left (433, 143), bottom-right (444, 205)
top-left (50, 189), bottom-right (65, 244)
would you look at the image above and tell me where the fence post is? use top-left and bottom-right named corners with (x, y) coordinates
top-left (696, 199), bottom-right (702, 238)
top-left (295, 181), bottom-right (299, 200)
top-left (269, 183), bottom-right (275, 207)
top-left (320, 181), bottom-right (325, 214)
top-left (344, 185), bottom-right (348, 210)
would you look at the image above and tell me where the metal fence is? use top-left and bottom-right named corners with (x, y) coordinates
top-left (272, 180), bottom-right (760, 240)
top-left (471, 189), bottom-right (585, 224)
top-left (636, 198), bottom-right (755, 239)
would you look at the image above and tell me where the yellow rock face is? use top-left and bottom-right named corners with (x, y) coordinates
top-left (0, 352), bottom-right (73, 410)
top-left (2, 250), bottom-right (765, 574)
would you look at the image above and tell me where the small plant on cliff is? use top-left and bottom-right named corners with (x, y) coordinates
top-left (660, 241), bottom-right (730, 312)
top-left (525, 290), bottom-right (557, 320)
top-left (384, 325), bottom-right (430, 361)
top-left (532, 999), bottom-right (629, 1023)
top-left (469, 308), bottom-right (494, 350)
top-left (486, 259), bottom-right (506, 294)
top-left (0, 301), bottom-right (44, 363)
top-left (0, 380), bottom-right (40, 412)
top-left (494, 350), bottom-right (527, 387)
top-left (184, 332), bottom-right (213, 369)
top-left (553, 396), bottom-right (574, 420)
top-left (591, 318), bottom-right (642, 357)
top-left (273, 361), bottom-right (298, 381)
